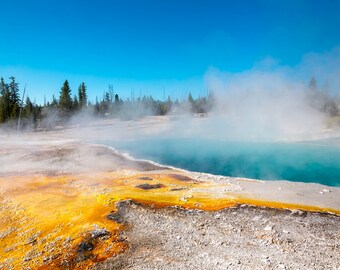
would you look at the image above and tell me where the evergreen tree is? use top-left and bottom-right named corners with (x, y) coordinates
top-left (78, 82), bottom-right (87, 110)
top-left (73, 95), bottom-right (79, 111)
top-left (59, 80), bottom-right (72, 116)
top-left (0, 77), bottom-right (17, 122)
top-left (104, 92), bottom-right (111, 103)
top-left (114, 94), bottom-right (119, 104)
top-left (8, 76), bottom-right (20, 119)
top-left (78, 85), bottom-right (82, 109)
top-left (0, 77), bottom-right (6, 96)
top-left (94, 97), bottom-right (100, 115)
top-left (188, 92), bottom-right (195, 112)
top-left (81, 82), bottom-right (87, 108)
top-left (167, 96), bottom-right (172, 112)
top-left (51, 95), bottom-right (58, 108)
top-left (32, 105), bottom-right (41, 131)
top-left (188, 92), bottom-right (194, 104)
top-left (11, 102), bottom-right (20, 119)
top-left (24, 97), bottom-right (33, 118)
top-left (0, 77), bottom-right (9, 122)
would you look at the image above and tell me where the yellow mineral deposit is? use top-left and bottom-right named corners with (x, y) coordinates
top-left (0, 172), bottom-right (338, 269)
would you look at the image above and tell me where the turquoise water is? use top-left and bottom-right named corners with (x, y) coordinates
top-left (100, 138), bottom-right (340, 187)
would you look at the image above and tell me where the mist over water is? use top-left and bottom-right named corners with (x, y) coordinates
top-left (106, 138), bottom-right (340, 187)
top-left (89, 58), bottom-right (340, 187)
top-left (2, 48), bottom-right (340, 188)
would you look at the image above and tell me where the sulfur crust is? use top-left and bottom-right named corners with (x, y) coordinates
top-left (0, 172), bottom-right (338, 269)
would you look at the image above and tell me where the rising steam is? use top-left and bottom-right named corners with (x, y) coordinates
top-left (198, 67), bottom-right (326, 141)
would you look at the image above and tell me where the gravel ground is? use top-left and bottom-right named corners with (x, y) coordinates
top-left (93, 201), bottom-right (340, 270)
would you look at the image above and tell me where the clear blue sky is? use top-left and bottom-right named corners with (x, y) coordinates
top-left (0, 0), bottom-right (340, 103)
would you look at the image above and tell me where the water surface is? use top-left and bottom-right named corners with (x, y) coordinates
top-left (100, 138), bottom-right (340, 187)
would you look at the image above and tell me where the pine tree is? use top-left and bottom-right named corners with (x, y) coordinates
top-left (94, 97), bottom-right (100, 115)
top-left (51, 95), bottom-right (58, 108)
top-left (8, 76), bottom-right (20, 119)
top-left (78, 85), bottom-right (82, 109)
top-left (81, 82), bottom-right (87, 108)
top-left (24, 97), bottom-right (33, 117)
top-left (188, 92), bottom-right (194, 104)
top-left (188, 92), bottom-right (195, 113)
top-left (11, 103), bottom-right (20, 119)
top-left (73, 95), bottom-right (79, 111)
top-left (115, 94), bottom-right (119, 104)
top-left (0, 77), bottom-right (6, 96)
top-left (0, 76), bottom-right (22, 122)
top-left (77, 82), bottom-right (87, 110)
top-left (0, 77), bottom-right (8, 122)
top-left (59, 80), bottom-right (72, 116)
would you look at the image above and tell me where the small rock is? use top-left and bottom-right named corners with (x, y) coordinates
top-left (138, 176), bottom-right (154, 181)
top-left (264, 225), bottom-right (273, 231)
top-left (291, 210), bottom-right (307, 217)
top-left (25, 231), bottom-right (41, 245)
top-left (252, 215), bottom-right (262, 221)
top-left (91, 229), bottom-right (110, 239)
top-left (63, 236), bottom-right (72, 244)
top-left (25, 236), bottom-right (37, 245)
top-left (170, 187), bottom-right (186, 191)
top-left (262, 257), bottom-right (271, 265)
top-left (24, 255), bottom-right (32, 262)
top-left (278, 263), bottom-right (286, 269)
top-left (78, 241), bottom-right (94, 252)
top-left (106, 212), bottom-right (123, 223)
top-left (135, 183), bottom-right (164, 190)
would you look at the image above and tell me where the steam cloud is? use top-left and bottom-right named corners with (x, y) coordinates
top-left (164, 47), bottom-right (340, 142)
top-left (1, 47), bottom-right (340, 185)
top-left (1, 46), bottom-right (340, 143)
top-left (200, 68), bottom-right (324, 141)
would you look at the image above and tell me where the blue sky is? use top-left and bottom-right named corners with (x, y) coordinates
top-left (1, 0), bottom-right (340, 103)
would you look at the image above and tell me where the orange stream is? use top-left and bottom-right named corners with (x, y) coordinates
top-left (0, 172), bottom-right (338, 269)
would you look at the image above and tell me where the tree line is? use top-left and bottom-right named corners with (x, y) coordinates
top-left (0, 77), bottom-right (215, 131)
top-left (1, 76), bottom-right (339, 131)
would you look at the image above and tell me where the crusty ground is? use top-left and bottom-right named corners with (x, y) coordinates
top-left (93, 201), bottom-right (340, 270)
top-left (0, 141), bottom-right (167, 177)
top-left (0, 128), bottom-right (339, 270)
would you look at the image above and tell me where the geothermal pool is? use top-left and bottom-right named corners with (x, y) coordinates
top-left (101, 138), bottom-right (340, 187)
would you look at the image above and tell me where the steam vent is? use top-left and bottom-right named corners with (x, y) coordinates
top-left (0, 141), bottom-right (339, 269)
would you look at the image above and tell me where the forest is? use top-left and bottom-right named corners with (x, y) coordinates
top-left (0, 77), bottom-right (215, 131)
top-left (0, 76), bottom-right (339, 132)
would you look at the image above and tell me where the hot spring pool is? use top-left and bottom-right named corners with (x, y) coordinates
top-left (100, 138), bottom-right (340, 187)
